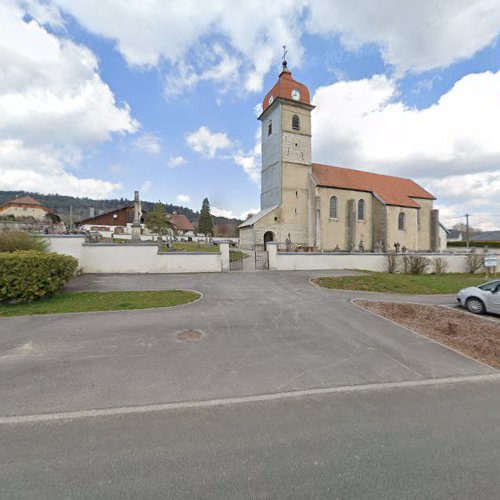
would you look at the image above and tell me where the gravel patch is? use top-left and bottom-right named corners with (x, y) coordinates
top-left (354, 300), bottom-right (500, 370)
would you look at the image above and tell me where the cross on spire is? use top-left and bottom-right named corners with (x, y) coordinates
top-left (282, 44), bottom-right (288, 70)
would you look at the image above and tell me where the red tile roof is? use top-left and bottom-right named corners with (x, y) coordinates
top-left (3, 195), bottom-right (43, 206)
top-left (169, 213), bottom-right (194, 231)
top-left (312, 163), bottom-right (435, 208)
top-left (262, 68), bottom-right (311, 112)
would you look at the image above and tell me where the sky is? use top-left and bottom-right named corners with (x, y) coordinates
top-left (1, 0), bottom-right (500, 228)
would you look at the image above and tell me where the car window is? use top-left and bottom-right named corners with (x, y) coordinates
top-left (478, 281), bottom-right (500, 291)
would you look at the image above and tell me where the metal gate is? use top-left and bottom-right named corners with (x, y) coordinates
top-left (229, 250), bottom-right (244, 270)
top-left (255, 249), bottom-right (269, 270)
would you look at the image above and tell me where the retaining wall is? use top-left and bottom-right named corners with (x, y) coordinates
top-left (45, 236), bottom-right (226, 274)
top-left (267, 243), bottom-right (498, 273)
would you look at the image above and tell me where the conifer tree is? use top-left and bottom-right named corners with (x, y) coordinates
top-left (145, 202), bottom-right (171, 237)
top-left (198, 197), bottom-right (213, 236)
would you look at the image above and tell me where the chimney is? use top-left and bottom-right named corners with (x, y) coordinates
top-left (89, 207), bottom-right (95, 218)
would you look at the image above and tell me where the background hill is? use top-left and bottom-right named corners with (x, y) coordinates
top-left (0, 191), bottom-right (242, 231)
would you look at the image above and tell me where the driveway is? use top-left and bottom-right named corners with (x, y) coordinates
top-left (0, 271), bottom-right (496, 417)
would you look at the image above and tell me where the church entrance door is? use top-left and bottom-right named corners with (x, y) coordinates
top-left (263, 231), bottom-right (274, 249)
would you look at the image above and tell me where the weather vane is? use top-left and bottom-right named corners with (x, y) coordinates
top-left (282, 44), bottom-right (288, 69)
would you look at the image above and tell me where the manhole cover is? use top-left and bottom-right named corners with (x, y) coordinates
top-left (176, 330), bottom-right (202, 342)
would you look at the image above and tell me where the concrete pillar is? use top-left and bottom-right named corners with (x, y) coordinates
top-left (430, 209), bottom-right (440, 252)
top-left (315, 196), bottom-right (321, 249)
top-left (131, 190), bottom-right (141, 241)
top-left (346, 199), bottom-right (356, 251)
top-left (267, 242), bottom-right (278, 270)
top-left (220, 242), bottom-right (230, 272)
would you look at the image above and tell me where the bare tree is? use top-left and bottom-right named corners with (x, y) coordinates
top-left (433, 257), bottom-right (449, 275)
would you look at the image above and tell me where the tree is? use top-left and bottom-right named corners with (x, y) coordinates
top-left (452, 222), bottom-right (481, 236)
top-left (198, 197), bottom-right (213, 236)
top-left (145, 202), bottom-right (171, 239)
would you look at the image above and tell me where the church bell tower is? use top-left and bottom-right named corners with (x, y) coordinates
top-left (258, 57), bottom-right (315, 246)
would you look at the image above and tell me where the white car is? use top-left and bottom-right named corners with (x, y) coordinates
top-left (456, 279), bottom-right (500, 314)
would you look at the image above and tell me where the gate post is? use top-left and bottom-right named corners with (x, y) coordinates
top-left (267, 242), bottom-right (278, 270)
top-left (220, 242), bottom-right (230, 272)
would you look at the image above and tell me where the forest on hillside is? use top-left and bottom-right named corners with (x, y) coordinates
top-left (0, 191), bottom-right (242, 229)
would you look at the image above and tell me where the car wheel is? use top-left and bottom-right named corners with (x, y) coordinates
top-left (466, 297), bottom-right (485, 315)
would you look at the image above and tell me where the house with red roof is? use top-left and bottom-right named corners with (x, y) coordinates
top-left (0, 195), bottom-right (54, 222)
top-left (239, 60), bottom-right (441, 252)
top-left (168, 212), bottom-right (194, 235)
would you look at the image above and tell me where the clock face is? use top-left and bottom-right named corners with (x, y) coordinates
top-left (291, 88), bottom-right (301, 100)
top-left (268, 95), bottom-right (274, 106)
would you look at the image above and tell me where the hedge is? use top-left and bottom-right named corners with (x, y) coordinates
top-left (0, 251), bottom-right (78, 303)
top-left (0, 231), bottom-right (49, 253)
top-left (448, 241), bottom-right (500, 248)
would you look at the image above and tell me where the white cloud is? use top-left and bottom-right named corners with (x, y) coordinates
top-left (0, 2), bottom-right (138, 197)
top-left (140, 180), bottom-right (152, 192)
top-left (134, 133), bottom-right (161, 154)
top-left (186, 126), bottom-right (232, 158)
top-left (165, 44), bottom-right (241, 99)
top-left (46, 0), bottom-right (500, 99)
top-left (211, 207), bottom-right (234, 218)
top-left (175, 194), bottom-right (191, 204)
top-left (307, 0), bottom-right (500, 75)
top-left (240, 208), bottom-right (259, 220)
top-left (52, 0), bottom-right (305, 93)
top-left (167, 155), bottom-right (187, 168)
top-left (0, 139), bottom-right (121, 198)
top-left (312, 70), bottom-right (500, 230)
top-left (233, 152), bottom-right (260, 185)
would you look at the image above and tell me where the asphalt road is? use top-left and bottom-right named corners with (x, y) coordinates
top-left (1, 271), bottom-right (499, 498)
top-left (1, 377), bottom-right (499, 499)
top-left (1, 271), bottom-right (495, 416)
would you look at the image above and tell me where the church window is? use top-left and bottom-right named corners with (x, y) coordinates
top-left (357, 199), bottom-right (365, 220)
top-left (417, 209), bottom-right (421, 228)
top-left (292, 114), bottom-right (300, 130)
top-left (398, 212), bottom-right (406, 230)
top-left (268, 121), bottom-right (272, 136)
top-left (329, 196), bottom-right (338, 218)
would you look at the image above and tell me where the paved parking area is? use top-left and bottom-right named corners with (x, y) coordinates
top-left (0, 271), bottom-right (496, 416)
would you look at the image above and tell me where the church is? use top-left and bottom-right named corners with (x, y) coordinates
top-left (239, 61), bottom-right (441, 253)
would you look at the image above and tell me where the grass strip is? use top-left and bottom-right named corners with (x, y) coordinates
top-left (0, 290), bottom-right (200, 317)
top-left (160, 242), bottom-right (219, 252)
top-left (312, 273), bottom-right (488, 294)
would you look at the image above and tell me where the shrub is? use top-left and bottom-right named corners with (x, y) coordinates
top-left (433, 257), bottom-right (449, 275)
top-left (0, 251), bottom-right (78, 303)
top-left (0, 232), bottom-right (49, 253)
top-left (466, 252), bottom-right (483, 274)
top-left (404, 255), bottom-right (430, 274)
top-left (386, 252), bottom-right (400, 274)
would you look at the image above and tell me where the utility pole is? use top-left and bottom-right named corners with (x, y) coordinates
top-left (465, 213), bottom-right (469, 248)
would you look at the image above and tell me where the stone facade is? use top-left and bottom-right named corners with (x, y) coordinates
top-left (239, 66), bottom-right (438, 252)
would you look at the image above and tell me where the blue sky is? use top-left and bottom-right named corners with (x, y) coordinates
top-left (2, 1), bottom-right (500, 227)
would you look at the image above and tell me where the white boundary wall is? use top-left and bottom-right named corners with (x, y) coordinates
top-left (267, 243), bottom-right (499, 273)
top-left (45, 236), bottom-right (227, 274)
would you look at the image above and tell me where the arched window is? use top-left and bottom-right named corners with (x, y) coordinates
top-left (357, 199), bottom-right (365, 220)
top-left (398, 212), bottom-right (406, 230)
top-left (292, 114), bottom-right (300, 130)
top-left (329, 196), bottom-right (338, 218)
top-left (268, 121), bottom-right (272, 136)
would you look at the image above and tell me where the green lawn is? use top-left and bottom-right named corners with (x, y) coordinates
top-left (161, 242), bottom-right (219, 252)
top-left (312, 273), bottom-right (489, 294)
top-left (230, 250), bottom-right (250, 262)
top-left (0, 290), bottom-right (201, 317)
